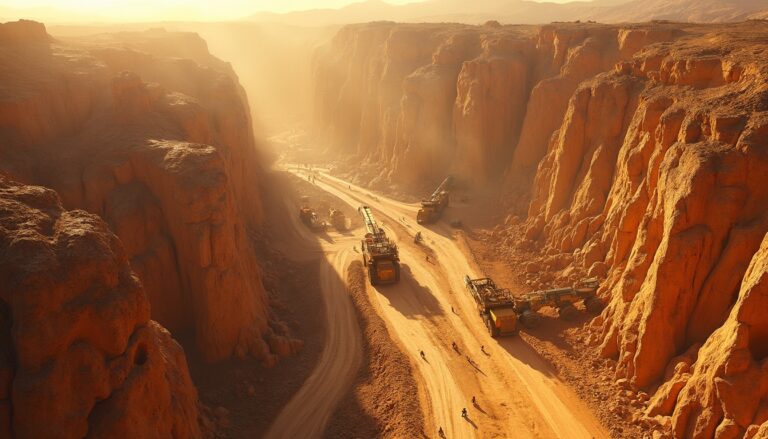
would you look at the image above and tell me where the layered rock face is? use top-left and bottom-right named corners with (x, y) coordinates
top-left (0, 21), bottom-right (293, 364)
top-left (312, 22), bottom-right (677, 187)
top-left (314, 20), bottom-right (768, 438)
top-left (0, 176), bottom-right (200, 438)
top-left (521, 28), bottom-right (768, 437)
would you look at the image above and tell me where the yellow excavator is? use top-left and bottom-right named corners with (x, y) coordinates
top-left (417, 177), bottom-right (450, 224)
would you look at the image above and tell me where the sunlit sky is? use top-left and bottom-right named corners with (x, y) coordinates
top-left (0, 0), bottom-right (580, 22)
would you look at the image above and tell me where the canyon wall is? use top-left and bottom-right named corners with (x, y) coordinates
top-left (313, 20), bottom-right (768, 437)
top-left (0, 176), bottom-right (200, 438)
top-left (312, 21), bottom-right (677, 188)
top-left (522, 28), bottom-right (768, 438)
top-left (0, 20), bottom-right (298, 364)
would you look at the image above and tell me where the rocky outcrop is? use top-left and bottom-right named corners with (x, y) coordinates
top-left (647, 233), bottom-right (768, 438)
top-left (0, 21), bottom-right (297, 364)
top-left (513, 24), bottom-right (768, 439)
top-left (0, 176), bottom-right (200, 438)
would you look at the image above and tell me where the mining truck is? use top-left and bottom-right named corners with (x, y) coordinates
top-left (299, 206), bottom-right (325, 231)
top-left (464, 275), bottom-right (519, 337)
top-left (329, 208), bottom-right (346, 231)
top-left (417, 177), bottom-right (451, 224)
top-left (514, 278), bottom-right (602, 328)
top-left (359, 205), bottom-right (400, 285)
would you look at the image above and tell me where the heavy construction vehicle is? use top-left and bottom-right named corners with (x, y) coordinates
top-left (329, 209), bottom-right (346, 231)
top-left (299, 206), bottom-right (325, 231)
top-left (465, 276), bottom-right (519, 337)
top-left (417, 177), bottom-right (451, 224)
top-left (359, 205), bottom-right (400, 285)
top-left (463, 275), bottom-right (602, 333)
top-left (515, 278), bottom-right (602, 328)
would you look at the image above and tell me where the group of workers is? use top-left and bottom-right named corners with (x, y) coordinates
top-left (420, 340), bottom-right (487, 438)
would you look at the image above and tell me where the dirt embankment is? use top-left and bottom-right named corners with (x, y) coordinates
top-left (325, 262), bottom-right (425, 438)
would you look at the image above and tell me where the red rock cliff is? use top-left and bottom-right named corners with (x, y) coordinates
top-left (519, 26), bottom-right (768, 437)
top-left (0, 21), bottom-right (292, 364)
top-left (312, 22), bottom-right (677, 188)
top-left (0, 176), bottom-right (200, 438)
top-left (313, 20), bottom-right (768, 438)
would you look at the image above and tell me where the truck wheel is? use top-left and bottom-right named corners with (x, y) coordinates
top-left (520, 310), bottom-right (540, 329)
top-left (369, 269), bottom-right (377, 286)
top-left (558, 304), bottom-right (577, 320)
top-left (394, 262), bottom-right (401, 282)
top-left (585, 296), bottom-right (604, 314)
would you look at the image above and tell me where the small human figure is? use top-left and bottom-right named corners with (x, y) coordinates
top-left (438, 426), bottom-right (445, 438)
top-left (461, 408), bottom-right (467, 418)
top-left (451, 306), bottom-right (456, 314)
top-left (420, 350), bottom-right (426, 361)
top-left (452, 341), bottom-right (458, 351)
top-left (472, 396), bottom-right (477, 406)
top-left (481, 345), bottom-right (488, 355)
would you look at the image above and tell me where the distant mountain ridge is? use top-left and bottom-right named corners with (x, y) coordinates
top-left (246, 0), bottom-right (768, 25)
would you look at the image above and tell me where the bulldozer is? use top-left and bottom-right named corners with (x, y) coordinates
top-left (465, 275), bottom-right (518, 337)
top-left (417, 177), bottom-right (450, 224)
top-left (329, 208), bottom-right (346, 231)
top-left (359, 205), bottom-right (400, 285)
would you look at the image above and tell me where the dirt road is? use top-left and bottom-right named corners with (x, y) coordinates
top-left (265, 201), bottom-right (363, 438)
top-left (283, 166), bottom-right (609, 439)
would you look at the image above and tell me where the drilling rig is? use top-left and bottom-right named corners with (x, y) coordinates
top-left (359, 205), bottom-right (400, 285)
top-left (463, 275), bottom-right (603, 333)
top-left (417, 177), bottom-right (451, 224)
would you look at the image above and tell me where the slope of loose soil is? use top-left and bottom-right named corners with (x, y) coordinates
top-left (325, 262), bottom-right (426, 438)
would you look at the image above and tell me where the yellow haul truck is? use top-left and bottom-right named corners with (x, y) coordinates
top-left (417, 177), bottom-right (451, 224)
top-left (464, 275), bottom-right (518, 337)
top-left (359, 206), bottom-right (400, 285)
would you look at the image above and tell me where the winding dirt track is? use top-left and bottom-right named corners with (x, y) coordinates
top-left (265, 202), bottom-right (362, 439)
top-left (269, 167), bottom-right (609, 438)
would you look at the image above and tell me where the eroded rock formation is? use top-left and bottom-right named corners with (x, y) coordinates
top-left (521, 30), bottom-right (768, 437)
top-left (313, 20), bottom-right (768, 438)
top-left (0, 20), bottom-right (298, 364)
top-left (0, 176), bottom-right (200, 438)
top-left (313, 22), bottom-right (678, 188)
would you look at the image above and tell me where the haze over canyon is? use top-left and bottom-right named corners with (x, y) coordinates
top-left (0, 0), bottom-right (767, 438)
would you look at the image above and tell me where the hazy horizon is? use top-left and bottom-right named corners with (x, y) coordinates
top-left (0, 0), bottom-right (590, 23)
